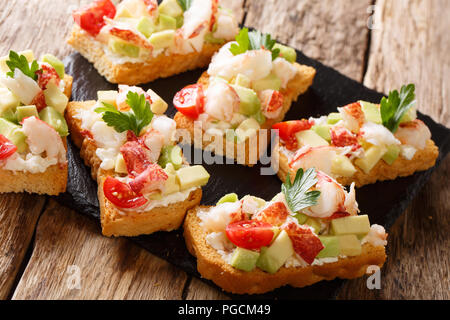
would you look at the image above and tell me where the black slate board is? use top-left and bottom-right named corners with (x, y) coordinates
top-left (57, 47), bottom-right (450, 300)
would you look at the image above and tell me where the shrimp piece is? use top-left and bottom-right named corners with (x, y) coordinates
top-left (289, 146), bottom-right (337, 177)
top-left (363, 225), bottom-right (388, 247)
top-left (142, 129), bottom-right (164, 163)
top-left (338, 102), bottom-right (365, 133)
top-left (204, 81), bottom-right (240, 122)
top-left (344, 182), bottom-right (359, 215)
top-left (259, 90), bottom-right (284, 119)
top-left (253, 202), bottom-right (289, 226)
top-left (395, 119), bottom-right (431, 150)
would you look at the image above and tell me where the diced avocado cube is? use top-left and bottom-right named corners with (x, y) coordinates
top-left (294, 212), bottom-right (308, 224)
top-left (41, 54), bottom-right (65, 78)
top-left (256, 230), bottom-right (294, 274)
top-left (382, 144), bottom-right (400, 165)
top-left (251, 110), bottom-right (266, 125)
top-left (305, 218), bottom-right (321, 234)
top-left (312, 124), bottom-right (332, 142)
top-left (109, 38), bottom-right (140, 58)
top-left (16, 105), bottom-right (39, 122)
top-left (317, 236), bottom-right (340, 258)
top-left (338, 234), bottom-right (362, 256)
top-left (230, 247), bottom-right (260, 272)
top-left (204, 32), bottom-right (225, 44)
top-left (158, 14), bottom-right (177, 30)
top-left (149, 30), bottom-right (175, 49)
top-left (1, 108), bottom-right (17, 124)
top-left (252, 73), bottom-right (281, 92)
top-left (158, 145), bottom-right (183, 169)
top-left (332, 154), bottom-right (357, 178)
top-left (115, 153), bottom-right (128, 174)
top-left (176, 165), bottom-right (210, 190)
top-left (97, 90), bottom-right (118, 107)
top-left (331, 215), bottom-right (371, 236)
top-left (39, 106), bottom-right (69, 137)
top-left (0, 51), bottom-right (33, 74)
top-left (273, 43), bottom-right (297, 63)
top-left (400, 107), bottom-right (417, 123)
top-left (20, 50), bottom-right (35, 62)
top-left (235, 118), bottom-right (260, 143)
top-left (231, 85), bottom-right (261, 116)
top-left (354, 145), bottom-right (386, 174)
top-left (43, 83), bottom-right (69, 114)
top-left (137, 16), bottom-right (155, 38)
top-left (159, 0), bottom-right (183, 17)
top-left (359, 100), bottom-right (381, 124)
top-left (115, 6), bottom-right (133, 19)
top-left (147, 89), bottom-right (168, 114)
top-left (234, 74), bottom-right (251, 88)
top-left (147, 192), bottom-right (164, 201)
top-left (0, 118), bottom-right (28, 153)
top-left (176, 15), bottom-right (184, 28)
top-left (217, 193), bottom-right (239, 205)
top-left (163, 164), bottom-right (181, 194)
top-left (0, 87), bottom-right (20, 115)
top-left (327, 112), bottom-right (342, 125)
top-left (295, 129), bottom-right (329, 147)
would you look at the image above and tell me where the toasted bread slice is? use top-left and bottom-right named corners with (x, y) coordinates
top-left (0, 75), bottom-right (73, 195)
top-left (276, 139), bottom-right (439, 187)
top-left (67, 26), bottom-right (224, 85)
top-left (66, 100), bottom-right (203, 237)
top-left (184, 206), bottom-right (386, 295)
top-left (174, 64), bottom-right (316, 166)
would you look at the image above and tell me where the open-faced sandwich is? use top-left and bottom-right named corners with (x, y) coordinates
top-left (0, 50), bottom-right (72, 195)
top-left (68, 0), bottom-right (239, 85)
top-left (274, 84), bottom-right (439, 187)
top-left (184, 168), bottom-right (387, 294)
top-left (65, 85), bottom-right (210, 237)
top-left (174, 28), bottom-right (316, 166)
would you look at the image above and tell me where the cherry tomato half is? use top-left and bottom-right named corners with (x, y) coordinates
top-left (103, 176), bottom-right (147, 209)
top-left (226, 220), bottom-right (274, 250)
top-left (173, 84), bottom-right (205, 120)
top-left (73, 0), bottom-right (116, 36)
top-left (272, 120), bottom-right (312, 150)
top-left (0, 134), bottom-right (17, 160)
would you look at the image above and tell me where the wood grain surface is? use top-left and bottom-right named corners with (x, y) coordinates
top-left (0, 0), bottom-right (448, 300)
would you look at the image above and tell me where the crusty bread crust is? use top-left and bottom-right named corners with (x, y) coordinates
top-left (0, 75), bottom-right (73, 195)
top-left (276, 139), bottom-right (439, 187)
top-left (184, 206), bottom-right (386, 294)
top-left (67, 25), bottom-right (223, 85)
top-left (174, 63), bottom-right (316, 166)
top-left (66, 100), bottom-right (203, 237)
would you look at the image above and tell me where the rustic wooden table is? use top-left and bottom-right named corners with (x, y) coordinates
top-left (0, 0), bottom-right (448, 300)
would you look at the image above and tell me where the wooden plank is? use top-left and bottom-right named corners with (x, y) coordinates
top-left (0, 194), bottom-right (45, 299)
top-left (12, 200), bottom-right (188, 300)
top-left (185, 278), bottom-right (229, 300)
top-left (338, 0), bottom-right (450, 299)
top-left (244, 0), bottom-right (374, 81)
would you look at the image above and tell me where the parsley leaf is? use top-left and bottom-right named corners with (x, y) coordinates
top-left (6, 50), bottom-right (41, 80)
top-left (229, 28), bottom-right (280, 60)
top-left (176, 0), bottom-right (193, 11)
top-left (380, 84), bottom-right (416, 133)
top-left (282, 168), bottom-right (321, 213)
top-left (95, 92), bottom-right (153, 136)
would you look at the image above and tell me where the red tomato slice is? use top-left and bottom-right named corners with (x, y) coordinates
top-left (226, 220), bottom-right (274, 250)
top-left (173, 84), bottom-right (205, 120)
top-left (283, 222), bottom-right (324, 265)
top-left (103, 176), bottom-right (147, 209)
top-left (272, 120), bottom-right (312, 150)
top-left (73, 0), bottom-right (116, 36)
top-left (0, 134), bottom-right (17, 160)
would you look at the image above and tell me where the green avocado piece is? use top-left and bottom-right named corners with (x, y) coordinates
top-left (41, 54), bottom-right (65, 78)
top-left (338, 234), bottom-right (362, 256)
top-left (176, 165), bottom-right (210, 190)
top-left (312, 124), bottom-right (332, 142)
top-left (234, 74), bottom-right (251, 88)
top-left (256, 230), bottom-right (294, 274)
top-left (273, 43), bottom-right (297, 63)
top-left (294, 212), bottom-right (308, 224)
top-left (0, 87), bottom-right (20, 116)
top-left (317, 236), bottom-right (340, 258)
top-left (331, 215), bottom-right (371, 237)
top-left (1, 108), bottom-right (18, 124)
top-left (108, 38), bottom-right (140, 58)
top-left (149, 30), bottom-right (175, 49)
top-left (382, 144), bottom-right (400, 165)
top-left (400, 107), bottom-right (417, 123)
top-left (163, 164), bottom-right (180, 194)
top-left (158, 13), bottom-right (177, 30)
top-left (251, 110), bottom-right (266, 125)
top-left (359, 100), bottom-right (381, 124)
top-left (158, 145), bottom-right (183, 169)
top-left (0, 118), bottom-right (28, 153)
top-left (327, 112), bottom-right (342, 125)
top-left (295, 129), bottom-right (329, 147)
top-left (39, 106), bottom-right (69, 137)
top-left (44, 83), bottom-right (69, 115)
top-left (231, 85), bottom-right (261, 116)
top-left (217, 193), bottom-right (239, 205)
top-left (204, 32), bottom-right (225, 44)
top-left (230, 247), bottom-right (260, 272)
top-left (136, 16), bottom-right (155, 38)
top-left (16, 105), bottom-right (39, 123)
top-left (331, 154), bottom-right (357, 178)
top-left (235, 118), bottom-right (260, 142)
top-left (158, 0), bottom-right (183, 17)
top-left (354, 145), bottom-right (386, 174)
top-left (252, 73), bottom-right (281, 92)
top-left (305, 217), bottom-right (321, 234)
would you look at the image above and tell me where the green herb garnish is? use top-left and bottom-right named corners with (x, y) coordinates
top-left (282, 168), bottom-right (321, 213)
top-left (95, 92), bottom-right (153, 136)
top-left (229, 28), bottom-right (280, 60)
top-left (176, 0), bottom-right (193, 11)
top-left (6, 50), bottom-right (40, 80)
top-left (380, 84), bottom-right (416, 133)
